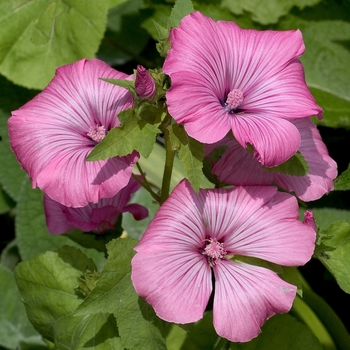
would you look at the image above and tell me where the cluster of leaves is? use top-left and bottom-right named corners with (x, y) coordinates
top-left (0, 0), bottom-right (350, 349)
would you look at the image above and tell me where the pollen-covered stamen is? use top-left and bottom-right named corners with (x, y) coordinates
top-left (87, 124), bottom-right (106, 143)
top-left (203, 238), bottom-right (227, 266)
top-left (224, 89), bottom-right (244, 113)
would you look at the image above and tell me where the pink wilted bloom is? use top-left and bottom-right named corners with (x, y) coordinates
top-left (131, 180), bottom-right (316, 342)
top-left (135, 65), bottom-right (156, 99)
top-left (44, 177), bottom-right (148, 234)
top-left (8, 58), bottom-right (138, 208)
top-left (206, 118), bottom-right (337, 201)
top-left (163, 12), bottom-right (323, 167)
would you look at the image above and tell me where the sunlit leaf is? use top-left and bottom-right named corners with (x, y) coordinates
top-left (0, 0), bottom-right (109, 89)
top-left (315, 220), bottom-right (350, 294)
top-left (334, 163), bottom-right (350, 190)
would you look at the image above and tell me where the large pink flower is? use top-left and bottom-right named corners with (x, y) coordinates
top-left (207, 118), bottom-right (337, 201)
top-left (131, 180), bottom-right (316, 342)
top-left (44, 177), bottom-right (148, 234)
top-left (163, 12), bottom-right (322, 167)
top-left (8, 58), bottom-right (138, 207)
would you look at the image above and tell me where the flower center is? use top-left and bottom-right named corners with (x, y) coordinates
top-left (87, 124), bottom-right (106, 143)
top-left (224, 89), bottom-right (244, 113)
top-left (203, 238), bottom-right (227, 266)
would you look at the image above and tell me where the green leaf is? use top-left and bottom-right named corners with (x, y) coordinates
top-left (75, 238), bottom-right (166, 350)
top-left (0, 0), bottom-right (109, 89)
top-left (315, 220), bottom-right (350, 294)
top-left (334, 163), bottom-right (350, 190)
top-left (221, 0), bottom-right (321, 24)
top-left (169, 124), bottom-right (204, 192)
top-left (54, 313), bottom-right (123, 350)
top-left (0, 265), bottom-right (46, 349)
top-left (229, 314), bottom-right (322, 350)
top-left (100, 78), bottom-right (135, 92)
top-left (14, 250), bottom-right (83, 341)
top-left (87, 109), bottom-right (160, 160)
top-left (263, 151), bottom-right (309, 176)
top-left (168, 0), bottom-right (194, 29)
top-left (278, 2), bottom-right (350, 129)
top-left (15, 180), bottom-right (106, 271)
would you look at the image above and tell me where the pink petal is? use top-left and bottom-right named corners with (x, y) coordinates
top-left (9, 58), bottom-right (137, 208)
top-left (231, 115), bottom-right (301, 167)
top-left (212, 260), bottom-right (296, 342)
top-left (274, 118), bottom-right (337, 201)
top-left (224, 190), bottom-right (316, 266)
top-left (131, 249), bottom-right (212, 323)
top-left (163, 11), bottom-right (322, 165)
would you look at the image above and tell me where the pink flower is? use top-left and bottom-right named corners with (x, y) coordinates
top-left (8, 58), bottom-right (138, 208)
top-left (44, 177), bottom-right (148, 234)
top-left (163, 12), bottom-right (322, 167)
top-left (135, 65), bottom-right (156, 99)
top-left (206, 118), bottom-right (337, 201)
top-left (131, 180), bottom-right (316, 342)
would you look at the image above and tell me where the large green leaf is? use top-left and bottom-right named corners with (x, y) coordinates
top-left (229, 314), bottom-right (322, 350)
top-left (278, 2), bottom-right (350, 129)
top-left (75, 238), bottom-right (166, 350)
top-left (221, 0), bottom-right (321, 24)
top-left (14, 249), bottom-right (83, 341)
top-left (54, 313), bottom-right (123, 350)
top-left (315, 220), bottom-right (350, 294)
top-left (0, 0), bottom-right (109, 89)
top-left (0, 264), bottom-right (46, 349)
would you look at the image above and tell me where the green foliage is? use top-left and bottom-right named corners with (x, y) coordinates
top-left (221, 0), bottom-right (321, 24)
top-left (0, 265), bottom-right (46, 349)
top-left (0, 0), bottom-right (111, 90)
top-left (334, 163), bottom-right (350, 190)
top-left (75, 238), bottom-right (167, 350)
top-left (168, 124), bottom-right (204, 192)
top-left (315, 221), bottom-right (350, 294)
top-left (264, 151), bottom-right (309, 176)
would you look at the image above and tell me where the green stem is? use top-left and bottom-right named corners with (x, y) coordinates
top-left (213, 337), bottom-right (229, 350)
top-left (160, 124), bottom-right (175, 204)
top-left (132, 162), bottom-right (160, 203)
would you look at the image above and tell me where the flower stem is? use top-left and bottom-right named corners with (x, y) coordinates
top-left (160, 120), bottom-right (175, 205)
top-left (132, 162), bottom-right (160, 203)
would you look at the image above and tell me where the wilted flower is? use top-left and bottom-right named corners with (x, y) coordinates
top-left (131, 180), bottom-right (316, 342)
top-left (135, 65), bottom-right (156, 99)
top-left (163, 12), bottom-right (322, 167)
top-left (44, 177), bottom-right (148, 234)
top-left (206, 118), bottom-right (337, 201)
top-left (9, 58), bottom-right (138, 208)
